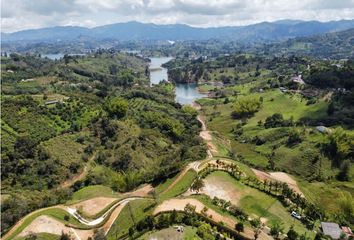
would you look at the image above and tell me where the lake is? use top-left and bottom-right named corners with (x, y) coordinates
top-left (149, 57), bottom-right (205, 105)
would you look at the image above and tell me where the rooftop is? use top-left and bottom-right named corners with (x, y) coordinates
top-left (321, 222), bottom-right (342, 239)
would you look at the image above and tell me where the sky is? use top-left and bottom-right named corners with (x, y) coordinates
top-left (1, 0), bottom-right (354, 33)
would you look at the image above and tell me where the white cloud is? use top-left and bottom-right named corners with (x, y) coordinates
top-left (1, 0), bottom-right (354, 32)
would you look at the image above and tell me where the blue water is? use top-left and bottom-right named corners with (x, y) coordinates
top-left (149, 57), bottom-right (205, 105)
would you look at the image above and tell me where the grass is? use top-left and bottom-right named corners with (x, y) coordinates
top-left (202, 88), bottom-right (330, 173)
top-left (41, 133), bottom-right (86, 167)
top-left (16, 232), bottom-right (60, 240)
top-left (158, 169), bottom-right (197, 201)
top-left (297, 178), bottom-right (354, 216)
top-left (154, 172), bottom-right (181, 195)
top-left (107, 199), bottom-right (156, 239)
top-left (6, 208), bottom-right (86, 240)
top-left (69, 185), bottom-right (121, 202)
top-left (202, 171), bottom-right (313, 236)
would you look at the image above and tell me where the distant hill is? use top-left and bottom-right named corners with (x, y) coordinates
top-left (265, 28), bottom-right (354, 59)
top-left (2, 19), bottom-right (354, 43)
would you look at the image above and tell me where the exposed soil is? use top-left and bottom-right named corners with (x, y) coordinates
top-left (59, 166), bottom-right (88, 189)
top-left (200, 175), bottom-right (242, 204)
top-left (252, 169), bottom-right (304, 196)
top-left (124, 184), bottom-right (154, 197)
top-left (71, 197), bottom-right (116, 216)
top-left (18, 215), bottom-right (93, 240)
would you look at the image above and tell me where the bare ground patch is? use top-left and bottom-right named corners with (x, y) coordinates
top-left (252, 169), bottom-right (304, 196)
top-left (71, 197), bottom-right (117, 216)
top-left (18, 215), bottom-right (93, 240)
top-left (200, 175), bottom-right (242, 205)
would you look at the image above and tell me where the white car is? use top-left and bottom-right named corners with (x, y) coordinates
top-left (291, 211), bottom-right (301, 220)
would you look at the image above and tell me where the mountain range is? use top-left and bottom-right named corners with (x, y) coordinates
top-left (2, 19), bottom-right (354, 43)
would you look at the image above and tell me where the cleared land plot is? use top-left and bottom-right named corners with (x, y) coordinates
top-left (18, 216), bottom-right (92, 240)
top-left (252, 169), bottom-right (304, 196)
top-left (201, 171), bottom-right (310, 234)
top-left (70, 197), bottom-right (117, 217)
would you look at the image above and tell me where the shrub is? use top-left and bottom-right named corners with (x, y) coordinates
top-left (231, 97), bottom-right (262, 119)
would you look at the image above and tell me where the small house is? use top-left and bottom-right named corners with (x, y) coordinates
top-left (291, 75), bottom-right (305, 85)
top-left (45, 100), bottom-right (59, 105)
top-left (321, 222), bottom-right (342, 239)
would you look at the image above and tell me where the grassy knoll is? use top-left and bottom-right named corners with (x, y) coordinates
top-left (297, 178), bottom-right (354, 217)
top-left (70, 185), bottom-right (121, 202)
top-left (7, 208), bottom-right (85, 240)
top-left (107, 199), bottom-right (156, 239)
top-left (202, 88), bottom-right (330, 174)
top-left (158, 170), bottom-right (197, 200)
top-left (202, 171), bottom-right (312, 236)
top-left (154, 172), bottom-right (181, 195)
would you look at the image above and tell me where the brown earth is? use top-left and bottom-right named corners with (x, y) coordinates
top-left (18, 216), bottom-right (93, 240)
top-left (252, 169), bottom-right (304, 196)
top-left (71, 197), bottom-right (117, 216)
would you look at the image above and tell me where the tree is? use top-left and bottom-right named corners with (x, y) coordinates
top-left (184, 203), bottom-right (196, 215)
top-left (287, 129), bottom-right (302, 146)
top-left (191, 178), bottom-right (205, 194)
top-left (14, 135), bottom-right (37, 159)
top-left (197, 223), bottom-right (214, 240)
top-left (327, 101), bottom-right (335, 115)
top-left (93, 229), bottom-right (106, 240)
top-left (60, 231), bottom-right (71, 240)
top-left (156, 214), bottom-right (169, 229)
top-left (287, 226), bottom-right (298, 240)
top-left (104, 97), bottom-right (128, 119)
top-left (270, 223), bottom-right (284, 239)
top-left (235, 222), bottom-right (244, 232)
top-left (337, 160), bottom-right (351, 181)
top-left (264, 113), bottom-right (284, 128)
top-left (231, 97), bottom-right (262, 119)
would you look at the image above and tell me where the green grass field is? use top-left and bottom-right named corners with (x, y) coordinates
top-left (107, 199), bottom-right (156, 239)
top-left (69, 185), bottom-right (121, 202)
top-left (158, 169), bottom-right (197, 200)
top-left (16, 232), bottom-right (60, 240)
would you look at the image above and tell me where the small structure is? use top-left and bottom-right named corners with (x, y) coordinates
top-left (291, 75), bottom-right (305, 85)
top-left (316, 126), bottom-right (332, 134)
top-left (321, 222), bottom-right (343, 239)
top-left (21, 78), bottom-right (34, 82)
top-left (342, 227), bottom-right (353, 238)
top-left (279, 87), bottom-right (288, 93)
top-left (45, 100), bottom-right (59, 105)
top-left (7, 70), bottom-right (14, 73)
top-left (173, 225), bottom-right (184, 232)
